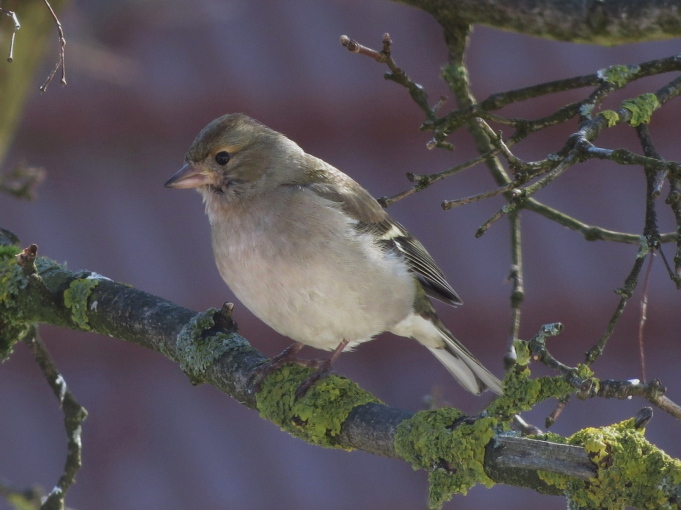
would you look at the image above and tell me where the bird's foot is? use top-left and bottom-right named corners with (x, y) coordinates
top-left (294, 338), bottom-right (349, 399)
top-left (252, 339), bottom-right (349, 399)
top-left (294, 359), bottom-right (333, 399)
top-left (251, 342), bottom-right (307, 391)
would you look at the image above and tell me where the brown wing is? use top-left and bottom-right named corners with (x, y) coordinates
top-left (300, 156), bottom-right (462, 306)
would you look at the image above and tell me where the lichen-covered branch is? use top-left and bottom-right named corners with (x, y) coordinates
top-left (4, 228), bottom-right (681, 509)
top-left (392, 0), bottom-right (681, 45)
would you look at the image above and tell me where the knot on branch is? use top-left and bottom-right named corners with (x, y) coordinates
top-left (16, 244), bottom-right (38, 276)
top-left (176, 307), bottom-right (244, 384)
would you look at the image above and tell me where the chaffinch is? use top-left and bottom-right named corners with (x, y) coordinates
top-left (165, 113), bottom-right (502, 395)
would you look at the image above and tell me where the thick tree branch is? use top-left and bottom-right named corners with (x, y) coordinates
top-left (4, 228), bottom-right (681, 509)
top-left (394, 0), bottom-right (681, 44)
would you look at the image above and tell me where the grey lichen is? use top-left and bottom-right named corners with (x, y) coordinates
top-left (597, 65), bottom-right (640, 88)
top-left (63, 278), bottom-right (100, 331)
top-left (0, 245), bottom-right (30, 359)
top-left (176, 308), bottom-right (246, 383)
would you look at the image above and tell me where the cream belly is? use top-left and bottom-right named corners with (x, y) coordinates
top-left (207, 187), bottom-right (416, 351)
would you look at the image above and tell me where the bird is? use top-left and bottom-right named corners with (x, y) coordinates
top-left (165, 113), bottom-right (502, 396)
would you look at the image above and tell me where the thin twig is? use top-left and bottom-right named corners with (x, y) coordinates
top-left (339, 34), bottom-right (385, 62)
top-left (526, 325), bottom-right (681, 422)
top-left (585, 239), bottom-right (650, 364)
top-left (379, 149), bottom-right (503, 207)
top-left (546, 397), bottom-right (570, 429)
top-left (527, 323), bottom-right (596, 398)
top-left (432, 54), bottom-right (681, 140)
top-left (442, 182), bottom-right (516, 210)
top-left (638, 255), bottom-right (654, 382)
top-left (39, 0), bottom-right (67, 92)
top-left (475, 151), bottom-right (579, 237)
top-left (340, 34), bottom-right (437, 124)
top-left (0, 8), bottom-right (20, 62)
top-left (24, 329), bottom-right (87, 510)
top-left (506, 209), bottom-right (523, 369)
top-left (524, 199), bottom-right (676, 244)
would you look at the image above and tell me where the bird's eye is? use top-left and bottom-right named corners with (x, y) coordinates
top-left (215, 151), bottom-right (231, 165)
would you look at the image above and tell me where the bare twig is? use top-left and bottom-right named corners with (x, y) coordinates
top-left (340, 34), bottom-right (385, 62)
top-left (524, 200), bottom-right (676, 244)
top-left (545, 397), bottom-right (570, 429)
top-left (339, 33), bottom-right (449, 145)
top-left (442, 182), bottom-right (516, 210)
top-left (24, 327), bottom-right (87, 510)
top-left (506, 209), bottom-right (524, 369)
top-left (525, 324), bottom-right (681, 421)
top-left (39, 0), bottom-right (67, 92)
top-left (638, 252), bottom-right (654, 383)
top-left (475, 152), bottom-right (579, 237)
top-left (0, 7), bottom-right (20, 62)
top-left (584, 124), bottom-right (671, 364)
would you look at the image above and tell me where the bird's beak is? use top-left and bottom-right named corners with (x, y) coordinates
top-left (164, 164), bottom-right (215, 189)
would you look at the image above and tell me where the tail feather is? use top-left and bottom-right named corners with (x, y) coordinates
top-left (428, 327), bottom-right (503, 395)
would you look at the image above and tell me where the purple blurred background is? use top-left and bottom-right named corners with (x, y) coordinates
top-left (2, 1), bottom-right (680, 509)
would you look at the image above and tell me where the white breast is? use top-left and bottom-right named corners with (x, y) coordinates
top-left (206, 186), bottom-right (415, 351)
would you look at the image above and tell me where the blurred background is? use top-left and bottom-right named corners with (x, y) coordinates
top-left (1, 1), bottom-right (680, 509)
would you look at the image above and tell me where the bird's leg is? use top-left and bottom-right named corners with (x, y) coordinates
top-left (294, 339), bottom-right (349, 399)
top-left (251, 342), bottom-right (306, 390)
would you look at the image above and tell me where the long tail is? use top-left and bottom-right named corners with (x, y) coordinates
top-left (427, 325), bottom-right (503, 395)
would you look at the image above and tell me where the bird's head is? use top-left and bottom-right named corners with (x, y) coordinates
top-left (164, 113), bottom-right (301, 200)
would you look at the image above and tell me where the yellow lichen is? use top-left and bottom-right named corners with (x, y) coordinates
top-left (539, 418), bottom-right (681, 509)
top-left (0, 249), bottom-right (31, 358)
top-left (512, 339), bottom-right (531, 367)
top-left (256, 364), bottom-right (379, 449)
top-left (600, 110), bottom-right (620, 127)
top-left (63, 278), bottom-right (100, 331)
top-left (395, 408), bottom-right (497, 509)
top-left (621, 93), bottom-right (660, 126)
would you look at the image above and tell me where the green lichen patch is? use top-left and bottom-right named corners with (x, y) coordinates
top-left (512, 339), bottom-right (531, 367)
top-left (0, 245), bottom-right (21, 259)
top-left (0, 251), bottom-right (31, 359)
top-left (597, 65), bottom-right (640, 88)
top-left (487, 366), bottom-right (576, 421)
top-left (176, 308), bottom-right (247, 382)
top-left (621, 93), bottom-right (660, 127)
top-left (1, 253), bottom-right (69, 359)
top-left (395, 408), bottom-right (497, 509)
top-left (63, 278), bottom-right (100, 331)
top-left (256, 364), bottom-right (379, 448)
top-left (440, 62), bottom-right (467, 86)
top-left (0, 251), bottom-right (24, 306)
top-left (557, 418), bottom-right (681, 509)
top-left (600, 110), bottom-right (620, 128)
